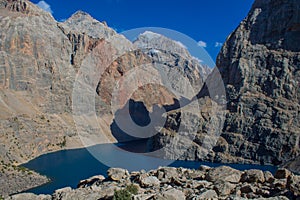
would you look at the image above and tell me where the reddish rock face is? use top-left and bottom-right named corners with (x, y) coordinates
top-left (96, 50), bottom-right (178, 113)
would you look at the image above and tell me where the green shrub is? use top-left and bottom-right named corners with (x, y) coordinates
top-left (57, 136), bottom-right (67, 148)
top-left (113, 184), bottom-right (139, 200)
top-left (17, 166), bottom-right (28, 172)
top-left (126, 184), bottom-right (138, 195)
top-left (113, 189), bottom-right (131, 200)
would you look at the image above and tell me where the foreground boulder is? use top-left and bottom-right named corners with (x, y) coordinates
top-left (206, 166), bottom-right (242, 183)
top-left (107, 168), bottom-right (129, 181)
top-left (241, 169), bottom-right (265, 183)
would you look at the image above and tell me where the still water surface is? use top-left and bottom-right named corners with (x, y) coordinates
top-left (23, 141), bottom-right (277, 194)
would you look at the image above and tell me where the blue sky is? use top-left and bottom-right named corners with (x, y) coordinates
top-left (30, 0), bottom-right (254, 63)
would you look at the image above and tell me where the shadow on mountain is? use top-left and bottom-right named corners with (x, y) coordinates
top-left (110, 98), bottom-right (188, 153)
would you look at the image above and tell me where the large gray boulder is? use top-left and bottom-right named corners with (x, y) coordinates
top-left (241, 169), bottom-right (265, 183)
top-left (107, 168), bottom-right (129, 181)
top-left (206, 166), bottom-right (242, 183)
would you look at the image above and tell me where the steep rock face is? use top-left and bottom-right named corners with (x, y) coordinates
top-left (215, 0), bottom-right (300, 166)
top-left (150, 0), bottom-right (300, 170)
top-left (58, 11), bottom-right (133, 70)
top-left (0, 0), bottom-right (76, 164)
top-left (0, 0), bottom-right (78, 196)
top-left (134, 31), bottom-right (211, 88)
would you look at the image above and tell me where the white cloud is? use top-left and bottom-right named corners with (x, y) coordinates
top-left (197, 40), bottom-right (207, 48)
top-left (175, 41), bottom-right (187, 49)
top-left (36, 1), bottom-right (53, 14)
top-left (215, 42), bottom-right (223, 48)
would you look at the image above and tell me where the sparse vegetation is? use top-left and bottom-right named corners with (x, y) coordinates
top-left (16, 166), bottom-right (29, 173)
top-left (113, 184), bottom-right (139, 200)
top-left (57, 136), bottom-right (67, 148)
top-left (125, 184), bottom-right (139, 195)
top-left (113, 189), bottom-right (131, 200)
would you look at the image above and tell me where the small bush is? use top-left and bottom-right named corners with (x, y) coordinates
top-left (57, 136), bottom-right (67, 148)
top-left (126, 184), bottom-right (138, 195)
top-left (113, 189), bottom-right (131, 200)
top-left (113, 184), bottom-right (139, 200)
top-left (17, 166), bottom-right (28, 172)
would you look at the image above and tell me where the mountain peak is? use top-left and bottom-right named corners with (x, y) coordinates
top-left (62, 10), bottom-right (116, 39)
top-left (139, 31), bottom-right (163, 39)
top-left (134, 31), bottom-right (190, 59)
top-left (69, 10), bottom-right (94, 21)
top-left (0, 0), bottom-right (52, 17)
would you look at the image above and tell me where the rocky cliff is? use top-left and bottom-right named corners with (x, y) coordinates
top-left (150, 0), bottom-right (300, 172)
top-left (214, 0), bottom-right (300, 167)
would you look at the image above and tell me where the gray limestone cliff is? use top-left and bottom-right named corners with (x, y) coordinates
top-left (215, 0), bottom-right (300, 168)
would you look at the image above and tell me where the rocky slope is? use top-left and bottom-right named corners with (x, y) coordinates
top-left (150, 0), bottom-right (300, 172)
top-left (7, 166), bottom-right (300, 200)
